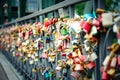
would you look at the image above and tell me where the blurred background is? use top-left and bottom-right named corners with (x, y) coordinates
top-left (0, 0), bottom-right (120, 25)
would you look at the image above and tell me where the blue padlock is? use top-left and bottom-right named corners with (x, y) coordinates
top-left (84, 13), bottom-right (94, 21)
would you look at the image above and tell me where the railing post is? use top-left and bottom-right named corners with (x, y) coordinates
top-left (69, 5), bottom-right (74, 18)
top-left (54, 10), bottom-right (59, 18)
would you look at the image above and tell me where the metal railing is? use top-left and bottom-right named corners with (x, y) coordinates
top-left (1, 0), bottom-right (90, 27)
top-left (0, 0), bottom-right (104, 80)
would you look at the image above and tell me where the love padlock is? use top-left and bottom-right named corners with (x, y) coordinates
top-left (86, 61), bottom-right (95, 70)
top-left (82, 21), bottom-right (91, 33)
top-left (44, 18), bottom-right (50, 28)
top-left (74, 64), bottom-right (84, 71)
top-left (84, 13), bottom-right (94, 21)
top-left (71, 71), bottom-right (80, 79)
top-left (110, 57), bottom-right (117, 68)
top-left (107, 68), bottom-right (116, 76)
top-left (45, 33), bottom-right (51, 43)
top-left (102, 70), bottom-right (110, 80)
top-left (102, 12), bottom-right (113, 27)
top-left (118, 56), bottom-right (120, 67)
top-left (92, 19), bottom-right (100, 27)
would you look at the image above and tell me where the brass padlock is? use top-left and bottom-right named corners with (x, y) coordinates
top-left (107, 68), bottom-right (116, 76)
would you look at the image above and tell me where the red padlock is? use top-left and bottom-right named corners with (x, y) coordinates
top-left (61, 52), bottom-right (66, 57)
top-left (67, 52), bottom-right (72, 58)
top-left (44, 21), bottom-right (50, 28)
top-left (29, 29), bottom-right (33, 36)
top-left (58, 45), bottom-right (63, 51)
top-left (117, 32), bottom-right (120, 39)
top-left (102, 70), bottom-right (110, 80)
top-left (118, 56), bottom-right (120, 67)
top-left (17, 52), bottom-right (21, 57)
top-left (86, 61), bottom-right (95, 69)
top-left (82, 21), bottom-right (91, 33)
top-left (48, 18), bottom-right (53, 25)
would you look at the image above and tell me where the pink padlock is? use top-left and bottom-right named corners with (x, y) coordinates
top-left (118, 56), bottom-right (120, 67)
top-left (17, 52), bottom-right (21, 57)
top-left (74, 64), bottom-right (84, 71)
top-left (102, 70), bottom-right (110, 80)
top-left (80, 55), bottom-right (87, 61)
top-left (86, 61), bottom-right (95, 69)
top-left (92, 19), bottom-right (100, 27)
top-left (82, 21), bottom-right (91, 33)
top-left (74, 57), bottom-right (81, 64)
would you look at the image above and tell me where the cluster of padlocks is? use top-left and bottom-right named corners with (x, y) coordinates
top-left (0, 8), bottom-right (120, 80)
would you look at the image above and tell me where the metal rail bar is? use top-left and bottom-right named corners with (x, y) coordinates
top-left (1, 0), bottom-right (89, 27)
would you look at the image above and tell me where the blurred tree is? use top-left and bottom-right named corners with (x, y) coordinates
top-left (75, 2), bottom-right (85, 15)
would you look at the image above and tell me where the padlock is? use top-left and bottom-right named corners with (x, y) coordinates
top-left (117, 29), bottom-right (120, 44)
top-left (113, 24), bottom-right (118, 33)
top-left (84, 13), bottom-right (94, 21)
top-left (103, 55), bottom-right (110, 66)
top-left (72, 51), bottom-right (79, 57)
top-left (48, 18), bottom-right (53, 25)
top-left (61, 26), bottom-right (68, 36)
top-left (29, 60), bottom-right (34, 65)
top-left (102, 70), bottom-right (110, 80)
top-left (117, 56), bottom-right (120, 67)
top-left (58, 60), bottom-right (64, 67)
top-left (82, 21), bottom-right (91, 33)
top-left (73, 57), bottom-right (81, 64)
top-left (86, 62), bottom-right (95, 69)
top-left (96, 8), bottom-right (105, 14)
top-left (110, 57), bottom-right (117, 68)
top-left (48, 55), bottom-right (55, 62)
top-left (61, 52), bottom-right (66, 57)
top-left (92, 19), bottom-right (100, 27)
top-left (32, 68), bottom-right (36, 73)
top-left (56, 66), bottom-right (62, 71)
top-left (48, 69), bottom-right (54, 78)
top-left (17, 52), bottom-right (21, 57)
top-left (42, 53), bottom-right (48, 59)
top-left (74, 64), bottom-right (84, 71)
top-left (79, 55), bottom-right (87, 62)
top-left (66, 59), bottom-right (73, 65)
top-left (107, 68), bottom-right (116, 76)
top-left (71, 71), bottom-right (80, 79)
top-left (90, 26), bottom-right (98, 35)
top-left (87, 52), bottom-right (98, 61)
top-left (102, 12), bottom-right (113, 27)
top-left (44, 18), bottom-right (50, 28)
top-left (69, 21), bottom-right (82, 33)
top-left (44, 71), bottom-right (49, 79)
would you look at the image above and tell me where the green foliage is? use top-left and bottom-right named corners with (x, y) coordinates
top-left (75, 2), bottom-right (85, 15)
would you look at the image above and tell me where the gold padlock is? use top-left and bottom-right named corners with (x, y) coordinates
top-left (107, 68), bottom-right (115, 76)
